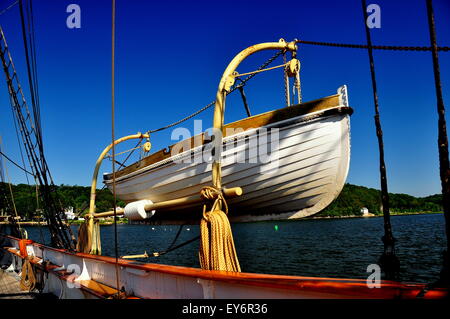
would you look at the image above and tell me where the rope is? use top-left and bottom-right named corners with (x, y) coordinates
top-left (20, 257), bottom-right (36, 291)
top-left (0, 137), bottom-right (24, 238)
top-left (296, 39), bottom-right (450, 52)
top-left (0, 1), bottom-right (18, 17)
top-left (198, 186), bottom-right (240, 272)
top-left (426, 0), bottom-right (450, 286)
top-left (111, 0), bottom-right (122, 298)
top-left (234, 62), bottom-right (288, 78)
top-left (361, 0), bottom-right (399, 280)
top-left (0, 150), bottom-right (34, 176)
top-left (105, 144), bottom-right (142, 158)
top-left (76, 220), bottom-right (91, 253)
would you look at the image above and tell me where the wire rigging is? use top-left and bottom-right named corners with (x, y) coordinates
top-left (0, 149), bottom-right (35, 176)
top-left (0, 1), bottom-right (18, 17)
top-left (0, 2), bottom-right (76, 249)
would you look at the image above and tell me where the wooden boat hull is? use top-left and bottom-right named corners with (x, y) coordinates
top-left (103, 90), bottom-right (352, 223)
top-left (1, 235), bottom-right (447, 299)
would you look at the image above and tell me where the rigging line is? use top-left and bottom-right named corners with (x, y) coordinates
top-left (166, 224), bottom-right (186, 251)
top-left (0, 144), bottom-right (13, 213)
top-left (152, 235), bottom-right (200, 257)
top-left (67, 185), bottom-right (108, 225)
top-left (0, 150), bottom-right (35, 176)
top-left (234, 62), bottom-right (289, 78)
top-left (105, 144), bottom-right (142, 158)
top-left (7, 34), bottom-right (45, 216)
top-left (1, 27), bottom-right (74, 249)
top-left (426, 0), bottom-right (450, 285)
top-left (146, 50), bottom-right (284, 134)
top-left (25, 0), bottom-right (41, 132)
top-left (361, 0), bottom-right (398, 280)
top-left (111, 0), bottom-right (121, 297)
top-left (10, 110), bottom-right (36, 215)
top-left (0, 137), bottom-right (24, 237)
top-left (0, 1), bottom-right (18, 17)
top-left (18, 0), bottom-right (44, 166)
top-left (295, 39), bottom-right (450, 52)
top-left (14, 89), bottom-right (71, 246)
top-left (118, 138), bottom-right (143, 167)
top-left (11, 107), bottom-right (33, 184)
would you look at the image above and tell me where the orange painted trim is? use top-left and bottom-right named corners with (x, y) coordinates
top-left (4, 246), bottom-right (139, 299)
top-left (2, 235), bottom-right (448, 299)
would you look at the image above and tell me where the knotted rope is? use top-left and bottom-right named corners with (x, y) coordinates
top-left (20, 257), bottom-right (36, 291)
top-left (199, 186), bottom-right (241, 272)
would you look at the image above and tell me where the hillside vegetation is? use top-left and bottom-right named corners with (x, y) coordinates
top-left (0, 182), bottom-right (443, 220)
top-left (318, 184), bottom-right (442, 217)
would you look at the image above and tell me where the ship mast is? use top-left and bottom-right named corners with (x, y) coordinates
top-left (0, 22), bottom-right (76, 249)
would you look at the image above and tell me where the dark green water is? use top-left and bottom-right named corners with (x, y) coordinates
top-left (24, 213), bottom-right (446, 284)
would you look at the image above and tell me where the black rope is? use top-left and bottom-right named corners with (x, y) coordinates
top-left (238, 86), bottom-right (251, 117)
top-left (361, 0), bottom-right (399, 280)
top-left (426, 0), bottom-right (450, 287)
top-left (0, 150), bottom-right (35, 176)
top-left (149, 234), bottom-right (200, 258)
top-left (127, 225), bottom-right (200, 259)
top-left (165, 224), bottom-right (185, 251)
top-left (18, 0), bottom-right (42, 151)
top-left (158, 235), bottom-right (200, 256)
top-left (236, 78), bottom-right (251, 117)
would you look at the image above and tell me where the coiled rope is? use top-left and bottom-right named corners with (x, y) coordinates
top-left (199, 186), bottom-right (240, 272)
top-left (20, 257), bottom-right (36, 291)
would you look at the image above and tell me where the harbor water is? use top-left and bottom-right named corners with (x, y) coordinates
top-left (24, 213), bottom-right (446, 284)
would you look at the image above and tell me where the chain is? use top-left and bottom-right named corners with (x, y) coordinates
top-left (229, 50), bottom-right (284, 92)
top-left (145, 37), bottom-right (450, 135)
top-left (147, 101), bottom-right (215, 134)
top-left (146, 50), bottom-right (284, 134)
top-left (296, 39), bottom-right (450, 52)
top-left (283, 52), bottom-right (291, 106)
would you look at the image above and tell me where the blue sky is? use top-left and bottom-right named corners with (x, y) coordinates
top-left (0, 0), bottom-right (449, 197)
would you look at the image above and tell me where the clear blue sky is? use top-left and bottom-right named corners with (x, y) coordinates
top-left (0, 0), bottom-right (449, 197)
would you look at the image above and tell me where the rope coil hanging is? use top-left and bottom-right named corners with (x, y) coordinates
top-left (199, 186), bottom-right (241, 272)
top-left (20, 257), bottom-right (36, 291)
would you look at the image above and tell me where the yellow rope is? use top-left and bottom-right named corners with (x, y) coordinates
top-left (76, 217), bottom-right (101, 254)
top-left (76, 220), bottom-right (91, 253)
top-left (20, 257), bottom-right (36, 291)
top-left (235, 62), bottom-right (289, 78)
top-left (199, 186), bottom-right (241, 272)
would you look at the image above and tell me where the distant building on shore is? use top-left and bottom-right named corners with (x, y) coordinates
top-left (361, 207), bottom-right (374, 217)
top-left (0, 209), bottom-right (8, 222)
top-left (64, 207), bottom-right (75, 220)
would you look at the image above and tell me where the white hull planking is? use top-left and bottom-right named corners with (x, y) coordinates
top-left (104, 111), bottom-right (351, 222)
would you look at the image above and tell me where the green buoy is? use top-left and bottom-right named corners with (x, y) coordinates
top-left (274, 225), bottom-right (279, 231)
